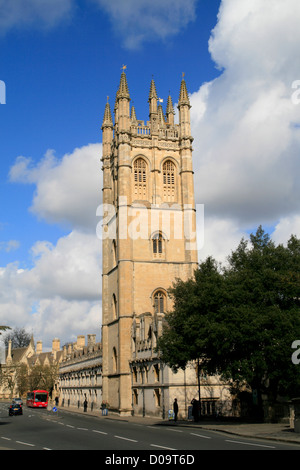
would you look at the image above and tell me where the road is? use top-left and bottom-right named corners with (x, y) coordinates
top-left (0, 402), bottom-right (298, 454)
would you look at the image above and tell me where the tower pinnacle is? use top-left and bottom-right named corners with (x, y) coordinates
top-left (102, 100), bottom-right (113, 129)
top-left (117, 70), bottom-right (130, 100)
top-left (178, 75), bottom-right (190, 107)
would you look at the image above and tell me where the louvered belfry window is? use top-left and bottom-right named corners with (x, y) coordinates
top-left (134, 158), bottom-right (147, 198)
top-left (163, 160), bottom-right (175, 201)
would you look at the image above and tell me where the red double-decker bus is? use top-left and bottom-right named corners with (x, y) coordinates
top-left (26, 390), bottom-right (49, 408)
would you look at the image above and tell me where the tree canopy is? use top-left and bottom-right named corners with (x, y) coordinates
top-left (3, 327), bottom-right (31, 349)
top-left (157, 227), bottom-right (300, 408)
top-left (0, 326), bottom-right (10, 335)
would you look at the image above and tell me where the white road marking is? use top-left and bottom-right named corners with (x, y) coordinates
top-left (114, 435), bottom-right (138, 443)
top-left (150, 444), bottom-right (176, 450)
top-left (93, 430), bottom-right (108, 435)
top-left (190, 432), bottom-right (212, 439)
top-left (16, 441), bottom-right (35, 447)
top-left (225, 439), bottom-right (276, 449)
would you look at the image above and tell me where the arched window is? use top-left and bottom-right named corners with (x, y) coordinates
top-left (154, 290), bottom-right (166, 314)
top-left (133, 158), bottom-right (147, 199)
top-left (163, 160), bottom-right (176, 202)
top-left (152, 232), bottom-right (164, 258)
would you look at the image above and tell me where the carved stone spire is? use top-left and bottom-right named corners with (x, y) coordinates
top-left (166, 94), bottom-right (175, 125)
top-left (158, 104), bottom-right (165, 124)
top-left (178, 75), bottom-right (190, 107)
top-left (131, 105), bottom-right (137, 123)
top-left (102, 100), bottom-right (113, 129)
top-left (148, 78), bottom-right (158, 101)
top-left (178, 75), bottom-right (191, 137)
top-left (116, 68), bottom-right (131, 132)
top-left (117, 70), bottom-right (130, 100)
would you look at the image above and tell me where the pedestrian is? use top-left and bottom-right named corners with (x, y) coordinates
top-left (191, 398), bottom-right (199, 422)
top-left (84, 398), bottom-right (88, 412)
top-left (173, 398), bottom-right (178, 422)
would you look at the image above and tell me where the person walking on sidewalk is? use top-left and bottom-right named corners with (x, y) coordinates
top-left (191, 398), bottom-right (199, 422)
top-left (173, 398), bottom-right (178, 422)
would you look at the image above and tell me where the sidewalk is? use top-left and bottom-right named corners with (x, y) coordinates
top-left (54, 405), bottom-right (300, 446)
top-left (180, 421), bottom-right (300, 446)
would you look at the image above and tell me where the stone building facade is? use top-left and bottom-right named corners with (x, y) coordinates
top-left (1, 71), bottom-right (234, 419)
top-left (100, 70), bottom-right (233, 418)
top-left (58, 335), bottom-right (102, 412)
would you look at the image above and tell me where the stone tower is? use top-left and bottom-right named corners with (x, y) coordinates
top-left (101, 70), bottom-right (198, 416)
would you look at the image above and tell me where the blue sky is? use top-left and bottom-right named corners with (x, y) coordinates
top-left (0, 0), bottom-right (300, 349)
top-left (0, 0), bottom-right (220, 268)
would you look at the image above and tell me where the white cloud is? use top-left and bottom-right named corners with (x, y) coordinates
top-left (31, 298), bottom-right (101, 347)
top-left (191, 0), bottom-right (300, 239)
top-left (272, 215), bottom-right (300, 245)
top-left (0, 0), bottom-right (197, 47)
top-left (0, 240), bottom-right (20, 252)
top-left (198, 216), bottom-right (247, 265)
top-left (9, 143), bottom-right (102, 232)
top-left (27, 231), bottom-right (101, 301)
top-left (91, 0), bottom-right (197, 49)
top-left (0, 230), bottom-right (102, 348)
top-left (0, 0), bottom-right (74, 34)
top-left (3, 143), bottom-right (103, 348)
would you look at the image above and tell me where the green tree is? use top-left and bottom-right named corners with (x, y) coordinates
top-left (157, 227), bottom-right (300, 418)
top-left (28, 364), bottom-right (59, 395)
top-left (4, 327), bottom-right (31, 349)
top-left (15, 364), bottom-right (29, 397)
top-left (0, 326), bottom-right (10, 335)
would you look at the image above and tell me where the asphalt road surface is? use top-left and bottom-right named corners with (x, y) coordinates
top-left (0, 402), bottom-right (298, 455)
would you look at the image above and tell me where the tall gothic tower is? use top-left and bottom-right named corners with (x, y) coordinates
top-left (101, 70), bottom-right (198, 416)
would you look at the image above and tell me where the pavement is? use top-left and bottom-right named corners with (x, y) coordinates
top-left (2, 400), bottom-right (299, 447)
top-left (53, 405), bottom-right (300, 446)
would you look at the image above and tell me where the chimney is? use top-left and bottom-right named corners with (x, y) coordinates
top-left (76, 335), bottom-right (85, 350)
top-left (36, 341), bottom-right (43, 355)
top-left (52, 338), bottom-right (60, 360)
top-left (52, 338), bottom-right (60, 353)
top-left (6, 339), bottom-right (12, 364)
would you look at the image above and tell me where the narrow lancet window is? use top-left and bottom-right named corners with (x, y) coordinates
top-left (154, 290), bottom-right (166, 314)
top-left (134, 158), bottom-right (147, 199)
top-left (163, 160), bottom-right (176, 201)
